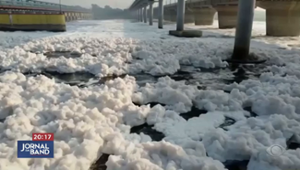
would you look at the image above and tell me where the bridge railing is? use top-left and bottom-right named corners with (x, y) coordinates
top-left (0, 0), bottom-right (90, 12)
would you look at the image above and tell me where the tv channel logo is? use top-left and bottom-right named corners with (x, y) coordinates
top-left (17, 141), bottom-right (54, 158)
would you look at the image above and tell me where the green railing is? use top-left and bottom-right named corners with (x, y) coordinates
top-left (0, 0), bottom-right (90, 12)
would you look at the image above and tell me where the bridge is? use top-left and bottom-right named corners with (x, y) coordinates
top-left (0, 0), bottom-right (92, 21)
top-left (128, 0), bottom-right (299, 62)
top-left (129, 0), bottom-right (300, 37)
top-left (0, 0), bottom-right (92, 32)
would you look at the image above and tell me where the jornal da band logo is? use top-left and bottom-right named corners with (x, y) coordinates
top-left (17, 133), bottom-right (54, 158)
top-left (20, 142), bottom-right (50, 155)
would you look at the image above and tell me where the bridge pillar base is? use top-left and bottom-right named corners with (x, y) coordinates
top-left (194, 8), bottom-right (216, 25)
top-left (215, 6), bottom-right (238, 29)
top-left (184, 11), bottom-right (194, 24)
top-left (258, 2), bottom-right (300, 36)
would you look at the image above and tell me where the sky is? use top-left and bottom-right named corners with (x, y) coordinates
top-left (40, 0), bottom-right (134, 9)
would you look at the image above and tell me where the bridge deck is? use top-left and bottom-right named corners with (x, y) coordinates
top-left (0, 0), bottom-right (89, 13)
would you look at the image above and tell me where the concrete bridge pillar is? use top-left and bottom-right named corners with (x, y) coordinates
top-left (194, 8), bottom-right (216, 25)
top-left (69, 13), bottom-right (72, 21)
top-left (232, 0), bottom-right (255, 61)
top-left (65, 13), bottom-right (68, 22)
top-left (139, 9), bottom-right (143, 21)
top-left (158, 0), bottom-right (164, 29)
top-left (65, 12), bottom-right (71, 22)
top-left (258, 1), bottom-right (300, 36)
top-left (176, 0), bottom-right (185, 31)
top-left (214, 6), bottom-right (238, 29)
top-left (149, 2), bottom-right (154, 25)
top-left (70, 13), bottom-right (74, 21)
top-left (143, 6), bottom-right (148, 23)
top-left (73, 13), bottom-right (76, 20)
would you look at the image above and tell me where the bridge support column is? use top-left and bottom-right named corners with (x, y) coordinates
top-left (65, 13), bottom-right (68, 22)
top-left (258, 2), bottom-right (300, 36)
top-left (143, 6), bottom-right (148, 23)
top-left (194, 8), bottom-right (216, 25)
top-left (176, 0), bottom-right (185, 31)
top-left (158, 0), bottom-right (164, 28)
top-left (140, 9), bottom-right (143, 21)
top-left (74, 13), bottom-right (77, 20)
top-left (232, 0), bottom-right (255, 61)
top-left (65, 13), bottom-right (71, 22)
top-left (149, 2), bottom-right (154, 25)
top-left (140, 8), bottom-right (143, 22)
top-left (215, 6), bottom-right (238, 29)
top-left (70, 13), bottom-right (74, 21)
top-left (169, 0), bottom-right (202, 37)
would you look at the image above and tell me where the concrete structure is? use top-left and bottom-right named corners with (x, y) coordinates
top-left (149, 1), bottom-right (154, 25)
top-left (194, 8), bottom-right (215, 25)
top-left (169, 0), bottom-right (203, 38)
top-left (143, 6), bottom-right (147, 23)
top-left (232, 0), bottom-right (255, 61)
top-left (211, 0), bottom-right (239, 29)
top-left (176, 0), bottom-right (185, 31)
top-left (158, 0), bottom-right (164, 29)
top-left (0, 0), bottom-right (92, 24)
top-left (184, 4), bottom-right (195, 24)
top-left (129, 0), bottom-right (300, 37)
top-left (257, 1), bottom-right (300, 36)
top-left (0, 11), bottom-right (66, 32)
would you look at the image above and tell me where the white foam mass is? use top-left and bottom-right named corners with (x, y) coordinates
top-left (0, 20), bottom-right (300, 170)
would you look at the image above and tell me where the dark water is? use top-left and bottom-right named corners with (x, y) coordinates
top-left (44, 51), bottom-right (82, 58)
top-left (130, 123), bottom-right (165, 141)
top-left (22, 48), bottom-right (263, 90)
top-left (219, 117), bottom-right (236, 131)
top-left (89, 153), bottom-right (110, 170)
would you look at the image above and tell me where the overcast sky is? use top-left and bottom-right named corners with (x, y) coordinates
top-left (40, 0), bottom-right (134, 9)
